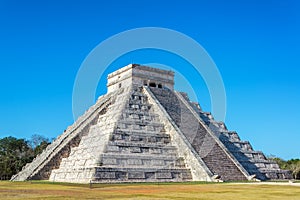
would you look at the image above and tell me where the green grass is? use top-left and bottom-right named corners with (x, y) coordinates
top-left (0, 181), bottom-right (300, 200)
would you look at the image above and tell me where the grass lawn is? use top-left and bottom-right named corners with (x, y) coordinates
top-left (0, 181), bottom-right (300, 200)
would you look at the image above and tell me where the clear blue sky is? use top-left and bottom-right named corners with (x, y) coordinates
top-left (0, 0), bottom-right (299, 160)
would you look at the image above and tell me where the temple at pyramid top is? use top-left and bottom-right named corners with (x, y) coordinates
top-left (107, 64), bottom-right (175, 93)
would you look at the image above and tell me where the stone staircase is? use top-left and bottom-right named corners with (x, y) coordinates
top-left (93, 87), bottom-right (192, 182)
top-left (49, 86), bottom-right (192, 183)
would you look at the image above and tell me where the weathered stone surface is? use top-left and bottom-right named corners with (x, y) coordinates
top-left (12, 64), bottom-right (292, 183)
top-left (174, 90), bottom-right (292, 180)
top-left (149, 87), bottom-right (249, 181)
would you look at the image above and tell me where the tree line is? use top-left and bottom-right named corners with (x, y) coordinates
top-left (0, 135), bottom-right (50, 180)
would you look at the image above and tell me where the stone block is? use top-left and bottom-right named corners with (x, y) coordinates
top-left (151, 159), bottom-right (165, 166)
top-left (127, 159), bottom-right (143, 165)
top-left (156, 172), bottom-right (172, 179)
top-left (102, 158), bottom-right (117, 165)
top-left (150, 148), bottom-right (161, 154)
top-left (106, 145), bottom-right (119, 152)
top-left (181, 172), bottom-right (192, 179)
top-left (96, 172), bottom-right (116, 179)
top-left (143, 160), bottom-right (151, 166)
top-left (128, 172), bottom-right (145, 179)
top-left (146, 126), bottom-right (155, 131)
top-left (113, 134), bottom-right (123, 140)
top-left (130, 135), bottom-right (142, 141)
top-left (130, 147), bottom-right (141, 153)
top-left (147, 137), bottom-right (157, 143)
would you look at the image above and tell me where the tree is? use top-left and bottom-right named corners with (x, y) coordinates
top-left (287, 159), bottom-right (300, 179)
top-left (0, 135), bottom-right (50, 180)
top-left (29, 134), bottom-right (50, 148)
top-left (0, 137), bottom-right (33, 180)
top-left (29, 134), bottom-right (50, 156)
top-left (34, 140), bottom-right (50, 157)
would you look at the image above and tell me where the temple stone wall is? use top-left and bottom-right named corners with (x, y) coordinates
top-left (107, 64), bottom-right (174, 93)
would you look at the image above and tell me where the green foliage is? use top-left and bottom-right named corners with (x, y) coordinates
top-left (34, 140), bottom-right (50, 157)
top-left (270, 157), bottom-right (300, 179)
top-left (0, 135), bottom-right (50, 180)
top-left (0, 137), bottom-right (33, 180)
top-left (286, 159), bottom-right (300, 179)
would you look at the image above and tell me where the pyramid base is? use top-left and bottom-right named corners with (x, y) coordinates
top-left (93, 167), bottom-right (192, 183)
top-left (49, 167), bottom-right (192, 183)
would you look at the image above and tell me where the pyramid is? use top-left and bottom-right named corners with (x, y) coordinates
top-left (11, 64), bottom-right (292, 183)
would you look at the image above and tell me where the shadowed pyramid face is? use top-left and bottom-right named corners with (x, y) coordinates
top-left (11, 65), bottom-right (292, 183)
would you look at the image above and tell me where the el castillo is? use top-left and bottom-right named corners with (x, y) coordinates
top-left (11, 64), bottom-right (292, 183)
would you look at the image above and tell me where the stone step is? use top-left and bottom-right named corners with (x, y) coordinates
top-left (128, 99), bottom-right (151, 106)
top-left (105, 144), bottom-right (177, 154)
top-left (115, 125), bottom-right (165, 133)
top-left (104, 149), bottom-right (177, 157)
top-left (107, 141), bottom-right (173, 148)
top-left (103, 148), bottom-right (178, 156)
top-left (111, 131), bottom-right (171, 144)
top-left (122, 109), bottom-right (159, 117)
top-left (223, 141), bottom-right (253, 151)
top-left (114, 129), bottom-right (168, 136)
top-left (126, 106), bottom-right (151, 112)
top-left (231, 152), bottom-right (266, 161)
top-left (219, 132), bottom-right (241, 141)
top-left (258, 169), bottom-right (289, 173)
top-left (100, 154), bottom-right (185, 167)
top-left (223, 140), bottom-right (251, 145)
top-left (101, 153), bottom-right (179, 159)
top-left (50, 166), bottom-right (192, 183)
top-left (263, 171), bottom-right (292, 179)
top-left (94, 167), bottom-right (192, 182)
top-left (117, 119), bottom-right (164, 126)
top-left (119, 113), bottom-right (155, 121)
top-left (246, 165), bottom-right (281, 173)
top-left (116, 122), bottom-right (164, 132)
top-left (97, 166), bottom-right (188, 170)
top-left (229, 149), bottom-right (263, 154)
top-left (238, 159), bottom-right (277, 164)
